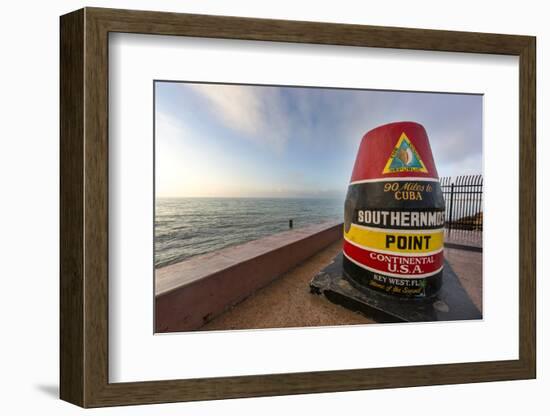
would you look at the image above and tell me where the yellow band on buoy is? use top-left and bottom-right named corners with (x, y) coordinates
top-left (344, 224), bottom-right (444, 254)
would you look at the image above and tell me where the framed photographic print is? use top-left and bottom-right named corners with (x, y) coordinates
top-left (60, 7), bottom-right (536, 407)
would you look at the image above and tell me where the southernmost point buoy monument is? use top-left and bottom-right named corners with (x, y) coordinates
top-left (310, 121), bottom-right (481, 323)
top-left (343, 121), bottom-right (445, 298)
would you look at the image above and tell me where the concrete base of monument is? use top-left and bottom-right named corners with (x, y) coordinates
top-left (310, 253), bottom-right (482, 323)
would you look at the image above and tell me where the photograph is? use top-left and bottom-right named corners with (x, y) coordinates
top-left (153, 81), bottom-right (483, 333)
top-left (52, 5), bottom-right (538, 410)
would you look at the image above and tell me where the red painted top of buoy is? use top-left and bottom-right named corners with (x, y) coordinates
top-left (349, 121), bottom-right (439, 183)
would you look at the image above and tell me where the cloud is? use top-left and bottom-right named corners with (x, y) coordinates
top-left (188, 84), bottom-right (290, 152)
top-left (157, 82), bottom-right (483, 196)
top-left (430, 130), bottom-right (478, 165)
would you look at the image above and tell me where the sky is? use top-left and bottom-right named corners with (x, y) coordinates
top-left (155, 82), bottom-right (482, 198)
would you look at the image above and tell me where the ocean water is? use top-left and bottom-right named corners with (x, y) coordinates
top-left (155, 197), bottom-right (343, 268)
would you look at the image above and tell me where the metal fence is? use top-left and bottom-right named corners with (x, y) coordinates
top-left (440, 175), bottom-right (483, 231)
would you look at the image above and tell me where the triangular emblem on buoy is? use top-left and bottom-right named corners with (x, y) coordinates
top-left (383, 132), bottom-right (428, 174)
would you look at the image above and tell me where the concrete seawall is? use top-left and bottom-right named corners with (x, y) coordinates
top-left (155, 221), bottom-right (343, 333)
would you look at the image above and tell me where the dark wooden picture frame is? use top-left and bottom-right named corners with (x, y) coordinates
top-left (60, 7), bottom-right (536, 408)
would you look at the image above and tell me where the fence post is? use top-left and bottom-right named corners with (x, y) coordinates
top-left (448, 183), bottom-right (455, 230)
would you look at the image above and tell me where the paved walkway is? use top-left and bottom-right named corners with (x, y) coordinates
top-left (445, 229), bottom-right (482, 249)
top-left (201, 240), bottom-right (372, 331)
top-left (443, 247), bottom-right (482, 312)
top-left (201, 239), bottom-right (482, 331)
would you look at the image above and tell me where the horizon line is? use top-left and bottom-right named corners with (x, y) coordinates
top-left (155, 195), bottom-right (346, 199)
